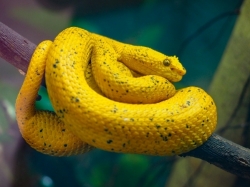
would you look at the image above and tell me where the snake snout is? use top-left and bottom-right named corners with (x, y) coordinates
top-left (166, 66), bottom-right (186, 82)
top-left (171, 66), bottom-right (186, 76)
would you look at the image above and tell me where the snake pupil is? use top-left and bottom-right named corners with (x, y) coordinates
top-left (163, 59), bottom-right (171, 66)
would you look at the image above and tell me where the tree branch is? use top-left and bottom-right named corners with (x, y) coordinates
top-left (0, 21), bottom-right (250, 179)
top-left (0, 22), bottom-right (36, 73)
top-left (180, 134), bottom-right (250, 179)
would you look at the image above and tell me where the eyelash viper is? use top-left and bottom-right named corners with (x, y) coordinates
top-left (15, 27), bottom-right (217, 156)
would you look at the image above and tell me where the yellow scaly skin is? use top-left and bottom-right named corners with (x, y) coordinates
top-left (91, 32), bottom-right (184, 104)
top-left (15, 41), bottom-right (92, 156)
top-left (91, 37), bottom-right (177, 104)
top-left (15, 27), bottom-right (217, 156)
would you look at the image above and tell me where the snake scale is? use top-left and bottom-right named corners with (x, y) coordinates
top-left (15, 27), bottom-right (217, 156)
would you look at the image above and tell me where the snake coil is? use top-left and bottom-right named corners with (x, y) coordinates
top-left (15, 27), bottom-right (217, 156)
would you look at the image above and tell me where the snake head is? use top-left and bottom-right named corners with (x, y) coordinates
top-left (138, 54), bottom-right (186, 82)
top-left (119, 45), bottom-right (186, 83)
top-left (161, 56), bottom-right (186, 82)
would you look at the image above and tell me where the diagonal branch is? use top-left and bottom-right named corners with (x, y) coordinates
top-left (180, 134), bottom-right (250, 179)
top-left (0, 21), bottom-right (250, 179)
top-left (0, 22), bottom-right (36, 73)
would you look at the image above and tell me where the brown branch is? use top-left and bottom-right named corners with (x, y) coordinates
top-left (0, 22), bottom-right (36, 73)
top-left (1, 21), bottom-right (250, 179)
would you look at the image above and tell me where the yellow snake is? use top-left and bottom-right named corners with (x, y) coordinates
top-left (15, 27), bottom-right (217, 156)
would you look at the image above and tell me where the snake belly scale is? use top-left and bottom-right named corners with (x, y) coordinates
top-left (15, 27), bottom-right (217, 156)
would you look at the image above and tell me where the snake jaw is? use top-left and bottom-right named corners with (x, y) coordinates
top-left (170, 64), bottom-right (186, 76)
top-left (168, 65), bottom-right (186, 82)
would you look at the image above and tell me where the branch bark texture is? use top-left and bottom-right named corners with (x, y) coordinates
top-left (0, 22), bottom-right (36, 73)
top-left (0, 21), bottom-right (250, 179)
top-left (180, 134), bottom-right (250, 179)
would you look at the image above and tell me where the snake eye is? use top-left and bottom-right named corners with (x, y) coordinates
top-left (163, 59), bottom-right (171, 66)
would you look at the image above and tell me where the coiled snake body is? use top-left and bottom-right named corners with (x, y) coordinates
top-left (15, 27), bottom-right (217, 156)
